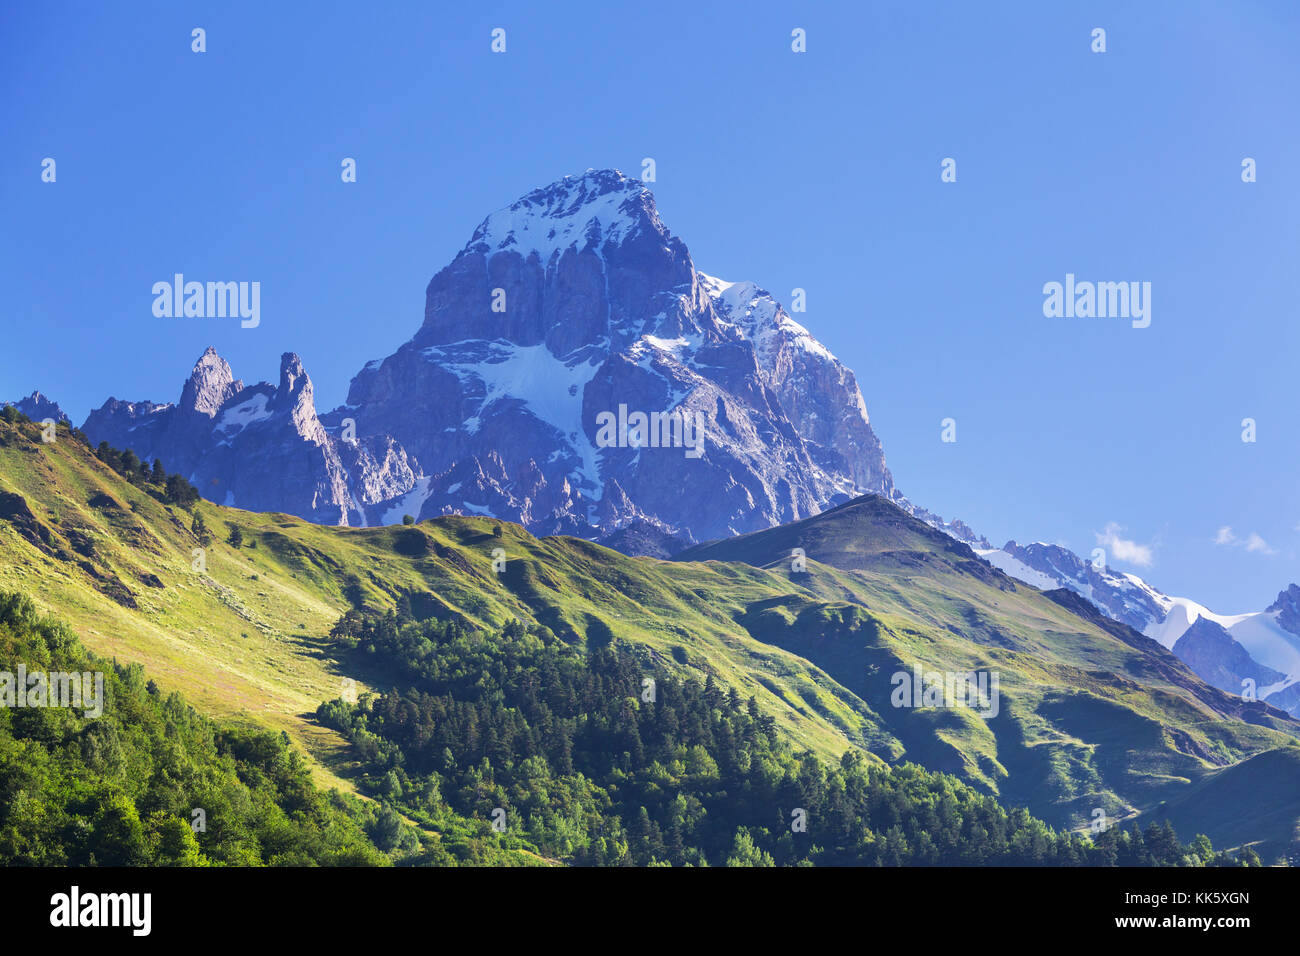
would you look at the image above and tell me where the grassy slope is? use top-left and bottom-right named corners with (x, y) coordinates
top-left (4, 418), bottom-right (1299, 856)
top-left (0, 422), bottom-right (359, 789)
top-left (1146, 747), bottom-right (1300, 858)
top-left (677, 496), bottom-right (1300, 856)
top-left (0, 418), bottom-right (888, 790)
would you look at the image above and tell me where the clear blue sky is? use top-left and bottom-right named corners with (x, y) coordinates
top-left (3, 1), bottom-right (1298, 612)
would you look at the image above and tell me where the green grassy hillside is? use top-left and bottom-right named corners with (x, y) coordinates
top-left (677, 496), bottom-right (1300, 855)
top-left (0, 415), bottom-right (886, 788)
top-left (2, 413), bottom-right (1298, 858)
top-left (0, 588), bottom-right (548, 866)
top-left (1144, 747), bottom-right (1300, 860)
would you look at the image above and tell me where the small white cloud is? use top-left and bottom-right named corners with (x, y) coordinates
top-left (1214, 525), bottom-right (1276, 555)
top-left (1096, 522), bottom-right (1154, 567)
top-left (1245, 532), bottom-right (1276, 555)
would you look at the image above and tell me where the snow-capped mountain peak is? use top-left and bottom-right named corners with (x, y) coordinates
top-left (346, 170), bottom-right (896, 540)
top-left (467, 168), bottom-right (662, 264)
top-left (83, 170), bottom-right (895, 549)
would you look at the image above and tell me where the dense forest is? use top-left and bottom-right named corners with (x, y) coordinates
top-left (319, 606), bottom-right (1261, 866)
top-left (0, 589), bottom-right (398, 866)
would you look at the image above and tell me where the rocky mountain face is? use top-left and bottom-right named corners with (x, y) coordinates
top-left (1172, 616), bottom-right (1286, 696)
top-left (76, 169), bottom-right (896, 545)
top-left (82, 348), bottom-right (417, 524)
top-left (340, 169), bottom-right (899, 541)
top-left (3, 392), bottom-right (70, 424)
top-left (333, 168), bottom-right (895, 543)
top-left (1267, 584), bottom-right (1300, 634)
top-left (978, 540), bottom-right (1169, 633)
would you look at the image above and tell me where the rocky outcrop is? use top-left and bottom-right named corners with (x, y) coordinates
top-left (1172, 617), bottom-right (1286, 696)
top-left (1267, 584), bottom-right (1300, 636)
top-left (3, 392), bottom-right (70, 424)
top-left (83, 349), bottom-right (418, 525)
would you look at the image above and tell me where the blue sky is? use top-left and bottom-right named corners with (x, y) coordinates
top-left (3, 1), bottom-right (1298, 612)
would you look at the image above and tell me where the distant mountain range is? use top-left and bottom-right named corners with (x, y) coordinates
top-left (974, 540), bottom-right (1300, 714)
